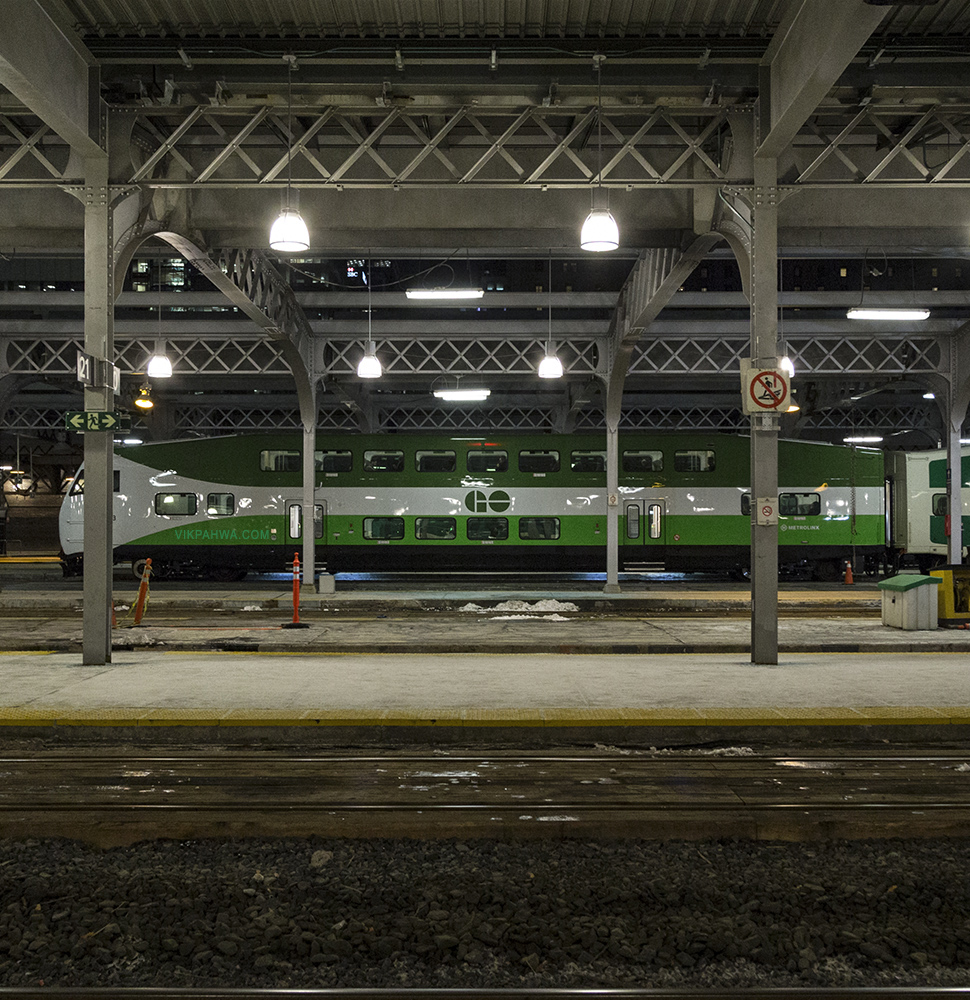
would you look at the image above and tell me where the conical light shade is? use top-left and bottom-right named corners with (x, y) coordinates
top-left (538, 353), bottom-right (564, 379)
top-left (269, 208), bottom-right (310, 252)
top-left (581, 208), bottom-right (619, 252)
top-left (147, 354), bottom-right (173, 378)
top-left (357, 351), bottom-right (382, 379)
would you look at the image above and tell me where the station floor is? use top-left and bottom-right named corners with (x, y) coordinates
top-left (0, 573), bottom-right (966, 735)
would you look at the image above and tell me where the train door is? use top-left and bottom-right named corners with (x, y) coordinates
top-left (622, 499), bottom-right (666, 569)
top-left (284, 499), bottom-right (325, 565)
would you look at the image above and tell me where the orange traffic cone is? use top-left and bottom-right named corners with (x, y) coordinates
top-left (844, 560), bottom-right (854, 585)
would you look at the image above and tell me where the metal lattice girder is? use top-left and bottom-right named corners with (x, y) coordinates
top-left (322, 336), bottom-right (603, 377)
top-left (4, 336), bottom-right (293, 377)
top-left (1, 406), bottom-right (75, 433)
top-left (794, 106), bottom-right (970, 185)
top-left (174, 405), bottom-right (361, 435)
top-left (632, 335), bottom-right (944, 375)
top-left (0, 114), bottom-right (72, 182)
top-left (574, 407), bottom-right (747, 431)
top-left (125, 104), bottom-right (734, 189)
top-left (803, 404), bottom-right (940, 432)
top-left (378, 406), bottom-right (555, 432)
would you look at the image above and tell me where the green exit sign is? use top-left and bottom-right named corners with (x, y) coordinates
top-left (65, 411), bottom-right (132, 432)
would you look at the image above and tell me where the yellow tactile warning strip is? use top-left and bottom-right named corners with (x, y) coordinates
top-left (0, 706), bottom-right (967, 727)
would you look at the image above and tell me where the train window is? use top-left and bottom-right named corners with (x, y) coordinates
top-left (287, 503), bottom-right (324, 539)
top-left (467, 449), bottom-right (508, 473)
top-left (363, 450), bottom-right (405, 472)
top-left (622, 450), bottom-right (663, 473)
top-left (518, 517), bottom-right (560, 540)
top-left (519, 450), bottom-right (560, 473)
top-left (625, 503), bottom-right (640, 539)
top-left (648, 503), bottom-right (662, 539)
top-left (259, 449), bottom-right (301, 473)
top-left (932, 494), bottom-right (948, 517)
top-left (69, 471), bottom-right (121, 495)
top-left (206, 492), bottom-right (234, 516)
top-left (779, 492), bottom-right (821, 516)
top-left (414, 516), bottom-right (456, 540)
top-left (363, 516), bottom-right (405, 540)
top-left (154, 492), bottom-right (198, 516)
top-left (571, 451), bottom-right (606, 473)
top-left (315, 450), bottom-right (352, 473)
top-left (741, 494), bottom-right (751, 516)
top-left (415, 450), bottom-right (457, 473)
top-left (467, 517), bottom-right (509, 540)
top-left (674, 450), bottom-right (715, 472)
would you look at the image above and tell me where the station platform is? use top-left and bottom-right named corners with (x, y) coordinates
top-left (0, 582), bottom-right (965, 738)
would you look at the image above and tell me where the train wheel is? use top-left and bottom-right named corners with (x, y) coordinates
top-left (131, 558), bottom-right (150, 580)
top-left (812, 559), bottom-right (842, 582)
top-left (209, 564), bottom-right (247, 583)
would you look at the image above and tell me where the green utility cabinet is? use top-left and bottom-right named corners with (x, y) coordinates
top-left (876, 574), bottom-right (941, 631)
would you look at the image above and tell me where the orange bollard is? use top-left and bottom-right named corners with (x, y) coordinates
top-left (843, 560), bottom-right (854, 585)
top-left (133, 557), bottom-right (152, 624)
top-left (281, 551), bottom-right (310, 629)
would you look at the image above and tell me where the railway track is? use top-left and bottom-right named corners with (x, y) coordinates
top-left (0, 749), bottom-right (967, 845)
top-left (0, 987), bottom-right (968, 1000)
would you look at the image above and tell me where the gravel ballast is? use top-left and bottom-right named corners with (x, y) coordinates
top-left (1, 837), bottom-right (969, 988)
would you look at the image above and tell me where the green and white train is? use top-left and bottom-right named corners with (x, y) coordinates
top-left (59, 431), bottom-right (909, 581)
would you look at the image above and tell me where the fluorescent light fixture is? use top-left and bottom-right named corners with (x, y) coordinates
top-left (538, 353), bottom-right (564, 379)
top-left (923, 391), bottom-right (936, 400)
top-left (147, 353), bottom-right (173, 378)
top-left (843, 436), bottom-right (883, 444)
top-left (269, 208), bottom-right (310, 252)
top-left (405, 287), bottom-right (484, 300)
top-left (121, 437), bottom-right (143, 445)
top-left (433, 388), bottom-right (491, 401)
top-left (580, 208), bottom-right (619, 252)
top-left (846, 307), bottom-right (930, 321)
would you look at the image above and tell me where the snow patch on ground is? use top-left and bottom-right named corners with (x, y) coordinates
top-left (490, 613), bottom-right (572, 621)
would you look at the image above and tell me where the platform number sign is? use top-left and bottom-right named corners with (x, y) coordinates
top-left (740, 363), bottom-right (789, 415)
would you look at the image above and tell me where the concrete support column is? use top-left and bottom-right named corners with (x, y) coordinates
top-left (604, 421), bottom-right (620, 593)
top-left (81, 156), bottom-right (114, 665)
top-left (301, 381), bottom-right (317, 591)
top-left (749, 155), bottom-right (780, 665)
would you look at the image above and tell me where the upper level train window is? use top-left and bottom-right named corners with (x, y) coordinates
top-left (363, 450), bottom-right (404, 472)
top-left (363, 516), bottom-right (405, 540)
top-left (155, 492), bottom-right (198, 516)
top-left (518, 517), bottom-right (560, 540)
top-left (416, 450), bottom-right (456, 473)
top-left (315, 450), bottom-right (352, 473)
top-left (467, 449), bottom-right (508, 473)
top-left (622, 450), bottom-right (663, 473)
top-left (260, 449), bottom-right (301, 473)
top-left (519, 450), bottom-right (560, 474)
top-left (415, 516), bottom-right (456, 540)
top-left (674, 450), bottom-right (715, 472)
top-left (467, 517), bottom-right (509, 540)
top-left (932, 494), bottom-right (948, 517)
top-left (69, 471), bottom-right (121, 495)
top-left (206, 492), bottom-right (234, 516)
top-left (571, 451), bottom-right (606, 473)
top-left (779, 492), bottom-right (821, 516)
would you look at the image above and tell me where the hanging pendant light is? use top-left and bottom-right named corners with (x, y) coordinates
top-left (538, 254), bottom-right (563, 378)
top-left (357, 263), bottom-right (382, 378)
top-left (269, 56), bottom-right (309, 252)
top-left (581, 55), bottom-right (618, 252)
top-left (147, 260), bottom-right (173, 377)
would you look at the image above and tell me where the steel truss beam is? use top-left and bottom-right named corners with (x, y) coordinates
top-left (4, 103), bottom-right (970, 190)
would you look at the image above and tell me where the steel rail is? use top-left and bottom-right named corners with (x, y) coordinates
top-left (1, 987), bottom-right (969, 999)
